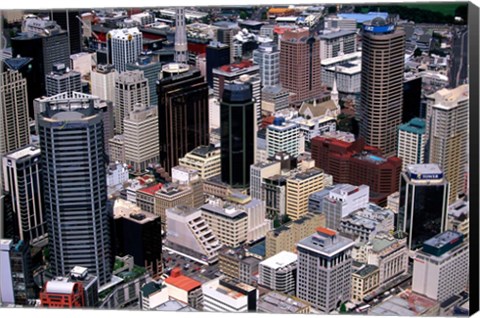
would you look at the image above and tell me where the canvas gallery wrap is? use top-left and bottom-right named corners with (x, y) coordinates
top-left (0, 1), bottom-right (478, 317)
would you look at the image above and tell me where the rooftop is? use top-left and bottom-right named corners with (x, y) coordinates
top-left (154, 299), bottom-right (197, 312)
top-left (399, 118), bottom-right (426, 135)
top-left (428, 84), bottom-right (469, 110)
top-left (258, 291), bottom-right (310, 313)
top-left (141, 281), bottom-right (166, 297)
top-left (190, 144), bottom-right (219, 158)
top-left (291, 167), bottom-right (323, 181)
top-left (137, 183), bottom-right (163, 196)
top-left (201, 203), bottom-right (247, 220)
top-left (165, 267), bottom-right (202, 292)
top-left (422, 230), bottom-right (464, 256)
top-left (260, 251), bottom-right (297, 270)
top-left (4, 145), bottom-right (40, 161)
top-left (297, 228), bottom-right (355, 257)
top-left (320, 29), bottom-right (357, 40)
top-left (354, 264), bottom-right (379, 277)
top-left (406, 164), bottom-right (444, 181)
top-left (370, 290), bottom-right (438, 316)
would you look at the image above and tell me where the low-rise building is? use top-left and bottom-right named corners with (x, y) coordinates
top-left (201, 203), bottom-right (248, 248)
top-left (258, 251), bottom-right (297, 295)
top-left (179, 145), bottom-right (221, 180)
top-left (447, 199), bottom-right (469, 239)
top-left (257, 291), bottom-right (311, 314)
top-left (164, 268), bottom-right (204, 310)
top-left (202, 277), bottom-right (257, 312)
top-left (136, 184), bottom-right (162, 214)
top-left (218, 247), bottom-right (260, 286)
top-left (351, 263), bottom-right (380, 304)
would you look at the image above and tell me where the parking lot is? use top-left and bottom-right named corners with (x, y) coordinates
top-left (162, 249), bottom-right (219, 280)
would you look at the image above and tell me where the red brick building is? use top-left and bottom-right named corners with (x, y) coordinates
top-left (40, 280), bottom-right (85, 308)
top-left (311, 137), bottom-right (402, 205)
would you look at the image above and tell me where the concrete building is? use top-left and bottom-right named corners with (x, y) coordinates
top-left (155, 183), bottom-right (195, 229)
top-left (426, 85), bottom-right (469, 204)
top-left (140, 281), bottom-right (169, 310)
top-left (115, 70), bottom-right (149, 134)
top-left (91, 64), bottom-right (116, 103)
top-left (265, 213), bottom-right (326, 258)
top-left (286, 168), bottom-right (324, 220)
top-left (2, 145), bottom-right (47, 245)
top-left (0, 70), bottom-right (30, 155)
top-left (359, 19), bottom-right (405, 157)
top-left (107, 27), bottom-right (143, 72)
top-left (324, 16), bottom-right (357, 31)
top-left (296, 228), bottom-right (355, 313)
top-left (287, 115), bottom-right (337, 146)
top-left (218, 247), bottom-right (260, 285)
top-left (412, 231), bottom-right (469, 302)
top-left (107, 162), bottom-right (129, 197)
top-left (249, 161), bottom-right (281, 201)
top-left (397, 118), bottom-right (426, 171)
top-left (447, 199), bottom-right (469, 239)
top-left (45, 63), bottom-right (82, 97)
top-left (126, 55), bottom-right (162, 106)
top-left (320, 52), bottom-right (362, 91)
top-left (370, 289), bottom-right (440, 316)
top-left (253, 42), bottom-right (280, 87)
top-left (259, 251), bottom-right (297, 295)
top-left (202, 277), bottom-right (257, 312)
top-left (70, 52), bottom-right (92, 76)
top-left (398, 164), bottom-right (449, 250)
top-left (124, 103), bottom-right (160, 173)
top-left (179, 145), bottom-right (221, 180)
top-left (319, 30), bottom-right (357, 60)
top-left (165, 206), bottom-right (222, 264)
top-left (164, 267), bottom-right (203, 310)
top-left (206, 41), bottom-right (230, 87)
top-left (351, 263), bottom-right (380, 304)
top-left (257, 291), bottom-right (311, 314)
top-left (261, 85), bottom-right (290, 115)
top-left (136, 184), bottom-right (162, 214)
top-left (264, 174), bottom-right (287, 219)
top-left (266, 117), bottom-right (300, 158)
top-left (109, 135), bottom-right (126, 164)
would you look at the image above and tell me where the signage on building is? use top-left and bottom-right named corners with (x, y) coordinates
top-left (410, 172), bottom-right (443, 180)
top-left (363, 24), bottom-right (395, 33)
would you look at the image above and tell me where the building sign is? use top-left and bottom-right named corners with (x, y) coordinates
top-left (363, 24), bottom-right (395, 33)
top-left (409, 172), bottom-right (443, 180)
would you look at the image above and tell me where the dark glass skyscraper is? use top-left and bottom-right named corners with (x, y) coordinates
top-left (51, 10), bottom-right (83, 54)
top-left (206, 41), bottom-right (230, 87)
top-left (220, 83), bottom-right (255, 189)
top-left (157, 64), bottom-right (209, 173)
top-left (38, 98), bottom-right (112, 286)
top-left (397, 164), bottom-right (449, 250)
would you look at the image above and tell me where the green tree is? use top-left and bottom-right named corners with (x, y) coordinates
top-left (414, 48), bottom-right (422, 57)
top-left (239, 11), bottom-right (248, 20)
top-left (340, 303), bottom-right (347, 313)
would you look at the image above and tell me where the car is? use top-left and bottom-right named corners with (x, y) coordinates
top-left (168, 251), bottom-right (174, 255)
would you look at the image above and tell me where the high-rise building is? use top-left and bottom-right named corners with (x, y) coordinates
top-left (215, 22), bottom-right (240, 63)
top-left (2, 145), bottom-right (46, 245)
top-left (179, 145), bottom-right (221, 180)
top-left (259, 251), bottom-right (297, 295)
top-left (253, 42), bottom-right (280, 87)
top-left (279, 28), bottom-right (322, 105)
top-left (286, 168), bottom-right (324, 220)
top-left (38, 97), bottom-right (112, 286)
top-left (91, 64), bottom-right (116, 102)
top-left (174, 8), bottom-right (188, 64)
top-left (51, 10), bottom-right (83, 54)
top-left (426, 85), bottom-right (469, 204)
top-left (206, 41), bottom-right (230, 87)
top-left (124, 103), bottom-right (160, 173)
top-left (412, 231), bottom-right (469, 302)
top-left (107, 28), bottom-right (143, 73)
top-left (115, 70), bottom-right (149, 134)
top-left (157, 64), bottom-right (209, 174)
top-left (403, 76), bottom-right (423, 123)
top-left (249, 161), bottom-right (281, 201)
top-left (266, 117), bottom-right (300, 158)
top-left (397, 118), bottom-right (426, 171)
top-left (296, 228), bottom-right (355, 313)
top-left (220, 83), bottom-right (255, 190)
top-left (0, 70), bottom-right (30, 156)
top-left (264, 174), bottom-right (288, 219)
top-left (359, 19), bottom-right (405, 157)
top-left (319, 30), bottom-right (357, 60)
top-left (126, 55), bottom-right (162, 106)
top-left (397, 164), bottom-right (449, 251)
top-left (2, 56), bottom-right (36, 118)
top-left (46, 63), bottom-right (82, 97)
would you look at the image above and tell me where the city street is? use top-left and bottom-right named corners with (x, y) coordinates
top-left (449, 26), bottom-right (468, 88)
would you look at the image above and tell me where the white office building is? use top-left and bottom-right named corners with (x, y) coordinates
top-left (259, 251), bottom-right (297, 295)
top-left (91, 64), bottom-right (116, 103)
top-left (267, 117), bottom-right (300, 158)
top-left (397, 118), bottom-right (426, 171)
top-left (107, 27), bottom-right (143, 73)
top-left (202, 278), bottom-right (258, 312)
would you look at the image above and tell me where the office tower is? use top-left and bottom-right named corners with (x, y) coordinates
top-left (403, 76), bottom-right (422, 122)
top-left (266, 117), bottom-right (300, 158)
top-left (265, 213), bottom-right (326, 258)
top-left (202, 277), bottom-right (257, 312)
top-left (0, 70), bottom-right (30, 155)
top-left (412, 231), bottom-right (469, 302)
top-left (397, 164), bottom-right (449, 250)
top-left (311, 137), bottom-right (402, 206)
top-left (319, 30), bottom-right (357, 60)
top-left (3, 56), bottom-right (36, 118)
top-left (113, 199), bottom-right (163, 279)
top-left (165, 206), bottom-right (222, 264)
top-left (91, 64), bottom-right (116, 102)
top-left (279, 28), bottom-right (322, 105)
top-left (397, 118), bottom-right (426, 171)
top-left (46, 63), bottom-right (82, 96)
top-left (123, 103), bottom-right (160, 173)
top-left (51, 10), bottom-right (83, 54)
top-left (201, 203), bottom-right (248, 248)
top-left (164, 268), bottom-right (204, 310)
top-left (107, 28), bottom-right (143, 73)
top-left (297, 228), bottom-right (355, 313)
top-left (426, 85), bottom-right (469, 204)
top-left (253, 42), bottom-right (280, 87)
top-left (257, 291), bottom-right (311, 314)
top-left (220, 83), bottom-right (255, 190)
top-left (174, 8), bottom-right (188, 63)
top-left (179, 145), bottom-right (221, 180)
top-left (206, 41), bottom-right (230, 87)
top-left (216, 23), bottom-right (240, 63)
top-left (359, 19), bottom-right (405, 157)
top-left (249, 161), bottom-right (281, 201)
top-left (38, 98), bottom-right (112, 286)
top-left (259, 251), bottom-right (297, 295)
top-left (264, 174), bottom-right (287, 219)
top-left (115, 70), bottom-right (149, 134)
top-left (126, 55), bottom-right (162, 106)
top-left (351, 264), bottom-right (380, 304)
top-left (235, 74), bottom-right (262, 130)
top-left (320, 184), bottom-right (370, 230)
top-left (0, 239), bottom-right (36, 305)
top-left (40, 280), bottom-right (85, 308)
top-left (109, 135), bottom-right (126, 164)
top-left (2, 145), bottom-right (46, 245)
top-left (157, 64), bottom-right (209, 174)
top-left (11, 18), bottom-right (70, 100)
top-left (218, 247), bottom-right (260, 285)
top-left (286, 168), bottom-right (324, 220)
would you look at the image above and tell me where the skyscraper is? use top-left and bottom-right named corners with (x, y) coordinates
top-left (45, 63), bottom-right (82, 97)
top-left (107, 28), bottom-right (143, 73)
top-left (91, 64), bottom-right (116, 103)
top-left (220, 83), bottom-right (255, 190)
top-left (266, 117), bottom-right (300, 158)
top-left (426, 85), bottom-right (469, 204)
top-left (359, 18), bottom-right (405, 157)
top-left (397, 118), bottom-right (426, 171)
top-left (279, 28), bottom-right (322, 105)
top-left (174, 8), bottom-right (188, 64)
top-left (50, 10), bottom-right (83, 54)
top-left (3, 56), bottom-right (36, 118)
top-left (157, 64), bottom-right (209, 173)
top-left (253, 42), bottom-right (280, 87)
top-left (114, 70), bottom-right (149, 134)
top-left (0, 70), bottom-right (30, 156)
top-left (206, 41), bottom-right (230, 87)
top-left (286, 168), bottom-right (324, 220)
top-left (397, 164), bottom-right (449, 250)
top-left (126, 55), bottom-right (162, 106)
top-left (38, 97), bottom-right (112, 286)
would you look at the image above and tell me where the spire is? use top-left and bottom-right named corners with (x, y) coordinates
top-left (331, 69), bottom-right (339, 110)
top-left (174, 7), bottom-right (188, 64)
